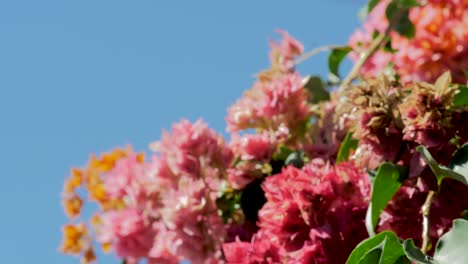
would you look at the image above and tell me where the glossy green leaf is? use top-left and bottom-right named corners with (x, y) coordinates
top-left (367, 0), bottom-right (382, 13)
top-left (383, 37), bottom-right (397, 53)
top-left (273, 144), bottom-right (294, 161)
top-left (385, 1), bottom-right (399, 20)
top-left (449, 143), bottom-right (468, 177)
top-left (328, 46), bottom-right (352, 78)
top-left (398, 0), bottom-right (420, 8)
top-left (303, 76), bottom-right (330, 103)
top-left (434, 219), bottom-right (468, 264)
top-left (285, 150), bottom-right (305, 168)
top-left (385, 2), bottom-right (415, 39)
top-left (402, 240), bottom-right (434, 264)
top-left (336, 132), bottom-right (358, 163)
top-left (346, 231), bottom-right (408, 264)
top-left (392, 8), bottom-right (415, 38)
top-left (416, 145), bottom-right (468, 186)
top-left (453, 85), bottom-right (468, 107)
top-left (216, 189), bottom-right (242, 223)
top-left (402, 219), bottom-right (468, 264)
top-left (366, 163), bottom-right (408, 236)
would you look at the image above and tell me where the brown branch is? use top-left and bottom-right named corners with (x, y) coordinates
top-left (339, 3), bottom-right (411, 91)
top-left (295, 45), bottom-right (346, 65)
top-left (421, 190), bottom-right (436, 254)
top-left (340, 27), bottom-right (390, 90)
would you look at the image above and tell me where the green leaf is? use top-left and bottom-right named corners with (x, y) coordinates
top-left (402, 219), bottom-right (468, 264)
top-left (328, 46), bottom-right (352, 78)
top-left (398, 0), bottom-right (420, 8)
top-left (434, 219), bottom-right (468, 264)
top-left (367, 0), bottom-right (382, 13)
top-left (416, 145), bottom-right (468, 186)
top-left (453, 85), bottom-right (468, 107)
top-left (449, 143), bottom-right (468, 177)
top-left (393, 9), bottom-right (415, 38)
top-left (336, 132), bottom-right (358, 163)
top-left (366, 163), bottom-right (408, 236)
top-left (273, 144), bottom-right (294, 161)
top-left (346, 231), bottom-right (408, 264)
top-left (402, 239), bottom-right (434, 264)
top-left (216, 190), bottom-right (242, 223)
top-left (285, 150), bottom-right (305, 168)
top-left (385, 1), bottom-right (399, 20)
top-left (383, 37), bottom-right (398, 53)
top-left (385, 2), bottom-right (415, 39)
top-left (303, 76), bottom-right (330, 103)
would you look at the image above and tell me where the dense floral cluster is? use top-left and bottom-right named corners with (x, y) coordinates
top-left (349, 0), bottom-right (468, 83)
top-left (61, 1), bottom-right (468, 263)
top-left (226, 31), bottom-right (311, 138)
top-left (223, 161), bottom-right (370, 263)
top-left (61, 120), bottom-right (232, 263)
top-left (338, 72), bottom-right (468, 246)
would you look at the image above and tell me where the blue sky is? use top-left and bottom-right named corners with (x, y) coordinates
top-left (0, 1), bottom-right (365, 263)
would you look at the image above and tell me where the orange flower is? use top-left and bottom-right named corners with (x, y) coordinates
top-left (60, 147), bottom-right (144, 262)
top-left (89, 148), bottom-right (127, 172)
top-left (60, 223), bottom-right (88, 255)
top-left (62, 194), bottom-right (83, 218)
top-left (64, 168), bottom-right (83, 194)
top-left (81, 247), bottom-right (96, 264)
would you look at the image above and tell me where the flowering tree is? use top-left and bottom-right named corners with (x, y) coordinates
top-left (60, 1), bottom-right (468, 263)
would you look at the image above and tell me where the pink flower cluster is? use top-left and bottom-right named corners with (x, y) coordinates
top-left (61, 18), bottom-right (468, 263)
top-left (226, 31), bottom-right (311, 135)
top-left (227, 132), bottom-right (278, 189)
top-left (226, 72), bottom-right (311, 135)
top-left (338, 73), bottom-right (468, 249)
top-left (223, 161), bottom-right (370, 263)
top-left (95, 119), bottom-right (233, 264)
top-left (349, 0), bottom-right (468, 83)
top-left (377, 178), bottom-right (468, 250)
top-left (226, 31), bottom-right (318, 192)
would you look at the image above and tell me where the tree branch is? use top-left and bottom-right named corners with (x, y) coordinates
top-left (421, 190), bottom-right (436, 254)
top-left (339, 3), bottom-right (411, 91)
top-left (295, 45), bottom-right (346, 65)
top-left (340, 27), bottom-right (390, 90)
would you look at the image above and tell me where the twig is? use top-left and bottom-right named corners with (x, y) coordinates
top-left (421, 190), bottom-right (436, 254)
top-left (340, 27), bottom-right (390, 90)
top-left (295, 45), bottom-right (346, 65)
top-left (339, 2), bottom-right (415, 91)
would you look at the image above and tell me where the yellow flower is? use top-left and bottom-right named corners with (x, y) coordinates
top-left (62, 194), bottom-right (83, 219)
top-left (60, 223), bottom-right (88, 255)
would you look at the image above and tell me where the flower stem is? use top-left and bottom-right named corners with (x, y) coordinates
top-left (421, 190), bottom-right (436, 254)
top-left (339, 3), bottom-right (413, 91)
top-left (295, 45), bottom-right (345, 65)
top-left (340, 28), bottom-right (389, 90)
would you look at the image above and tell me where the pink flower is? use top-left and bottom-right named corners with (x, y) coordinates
top-left (227, 132), bottom-right (278, 189)
top-left (151, 119), bottom-right (233, 190)
top-left (377, 177), bottom-right (468, 251)
top-left (303, 97), bottom-right (348, 162)
top-left (159, 178), bottom-right (226, 263)
top-left (269, 30), bottom-right (304, 72)
top-left (223, 230), bottom-right (283, 264)
top-left (224, 161), bottom-right (370, 263)
top-left (98, 208), bottom-right (155, 261)
top-left (104, 152), bottom-right (145, 200)
top-left (226, 72), bottom-right (311, 136)
top-left (230, 133), bottom-right (276, 162)
top-left (349, 0), bottom-right (468, 83)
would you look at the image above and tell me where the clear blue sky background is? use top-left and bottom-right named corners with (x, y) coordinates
top-left (0, 1), bottom-right (366, 263)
